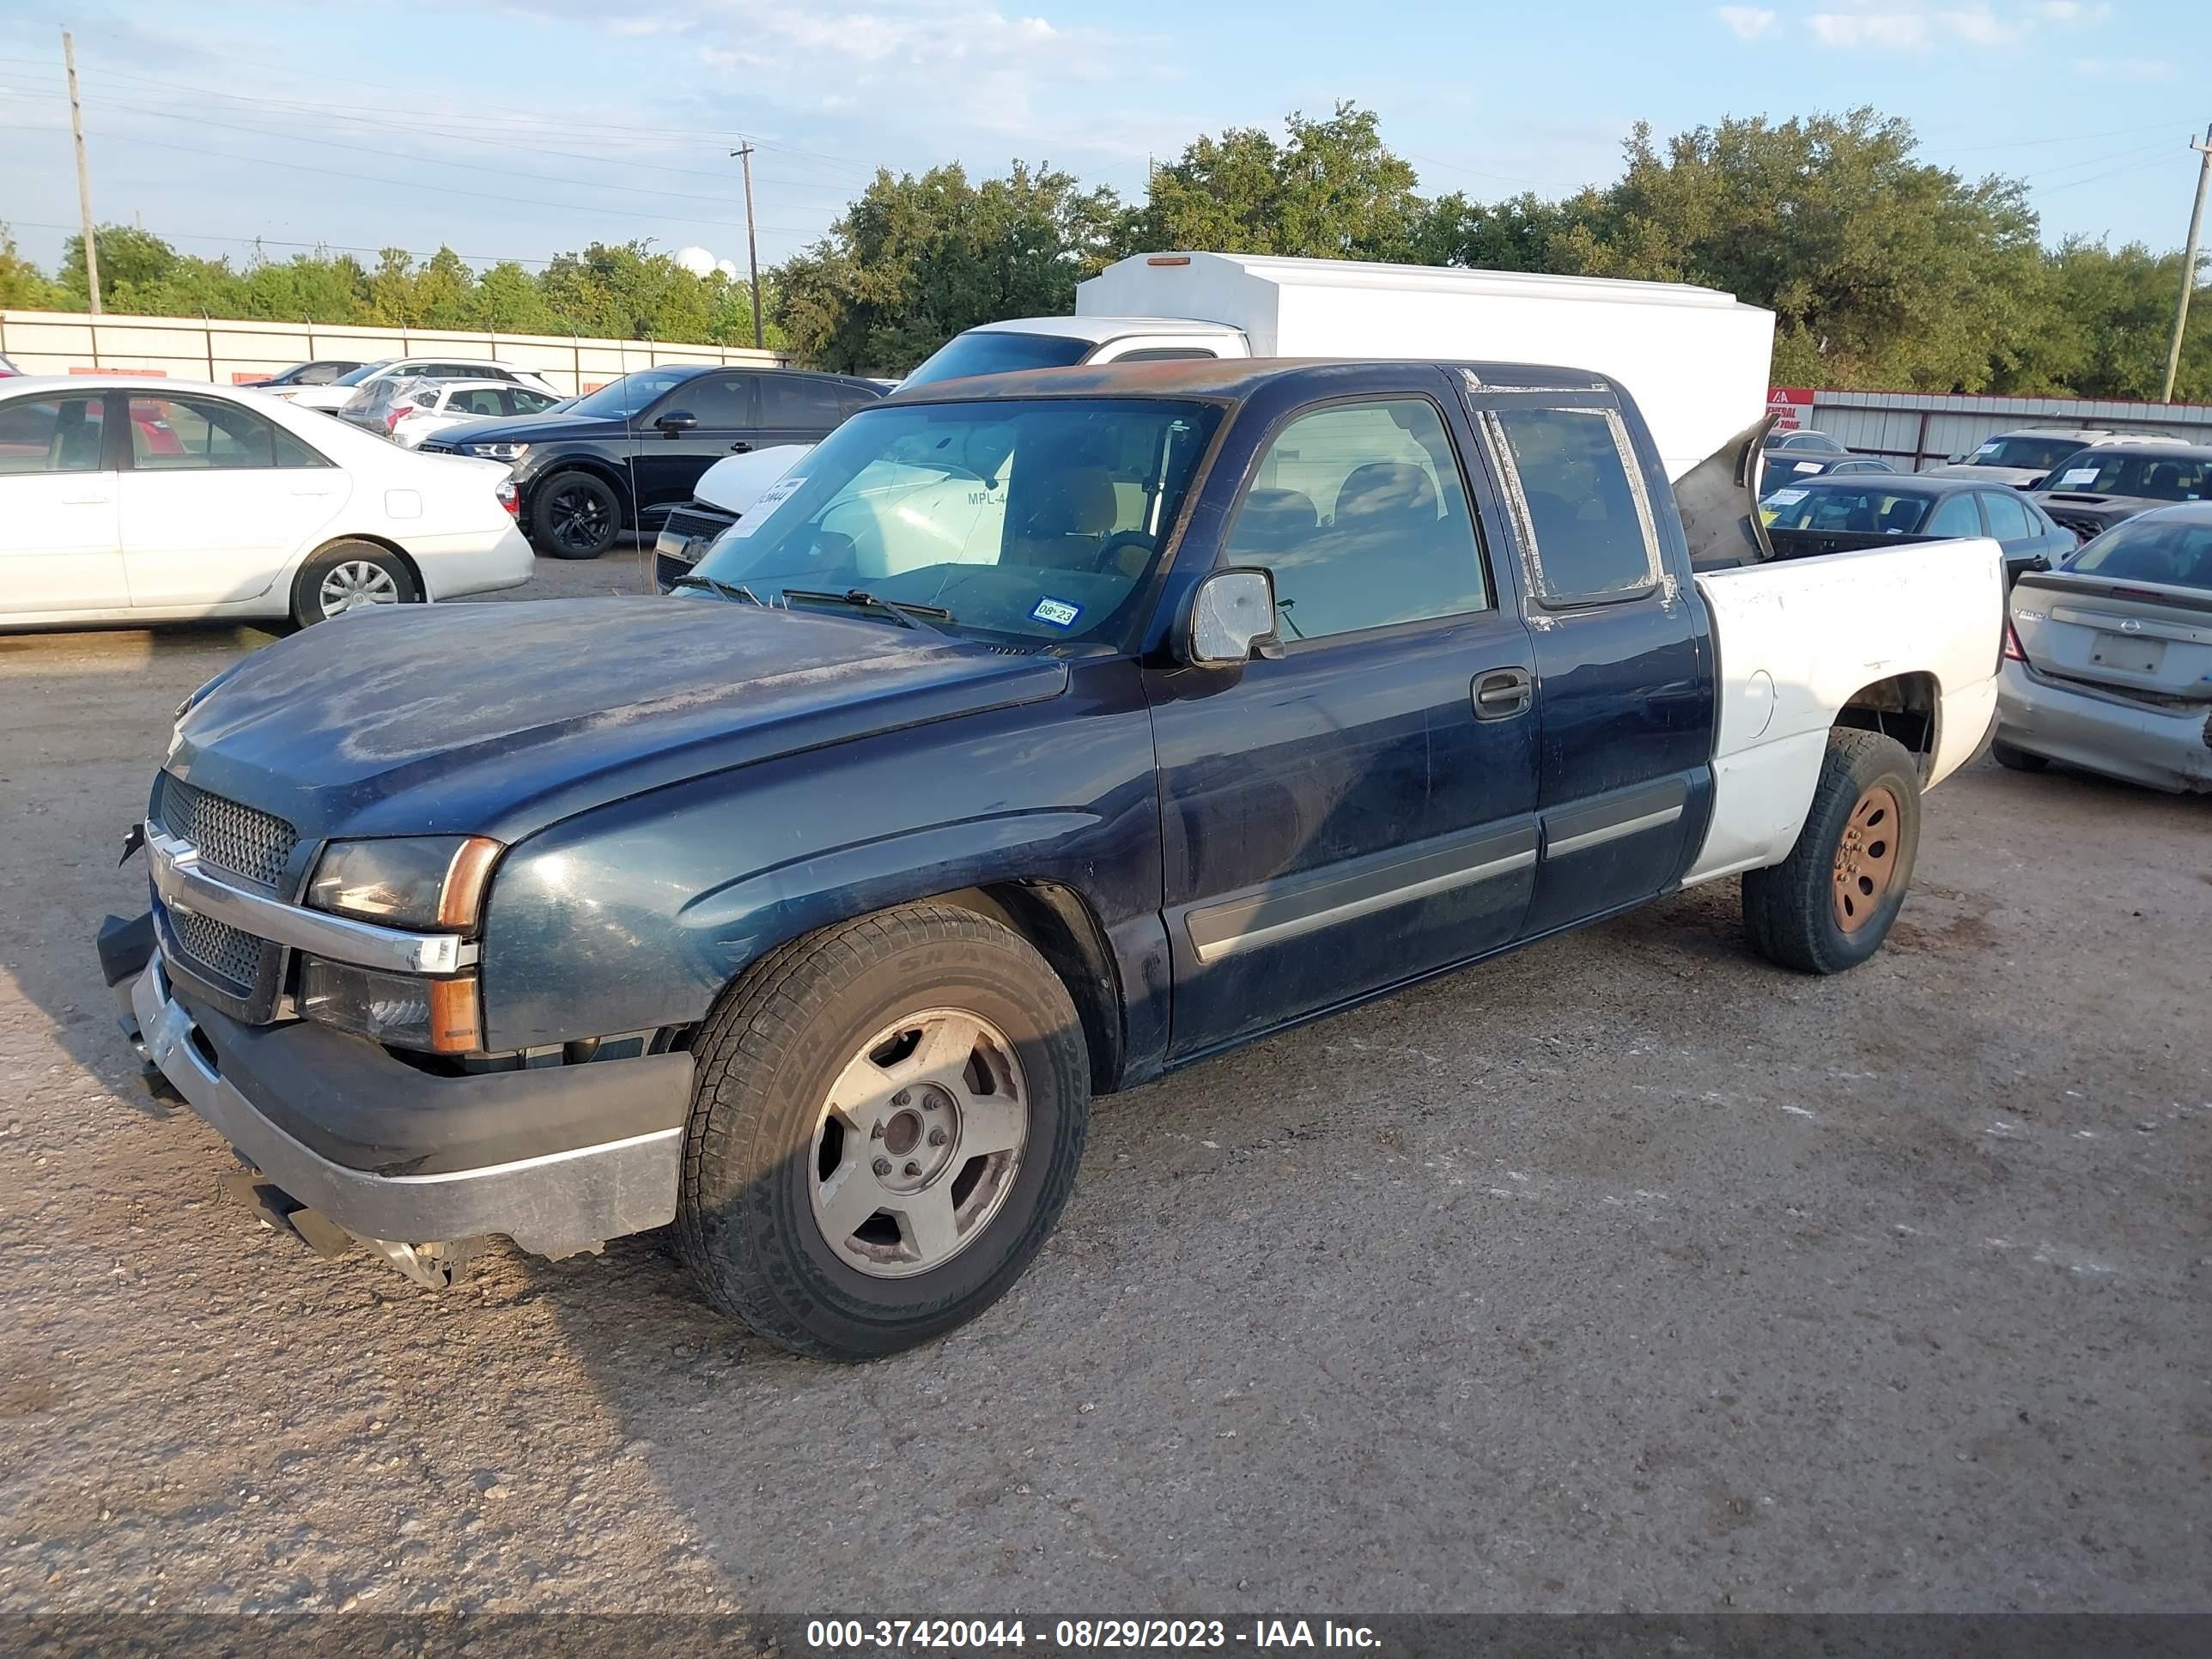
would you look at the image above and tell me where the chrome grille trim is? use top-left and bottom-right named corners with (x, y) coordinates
top-left (157, 775), bottom-right (296, 890)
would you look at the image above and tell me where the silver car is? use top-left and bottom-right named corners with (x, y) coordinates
top-left (1995, 502), bottom-right (2212, 793)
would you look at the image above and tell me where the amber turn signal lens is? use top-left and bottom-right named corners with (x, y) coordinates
top-left (438, 836), bottom-right (503, 930)
top-left (428, 975), bottom-right (483, 1054)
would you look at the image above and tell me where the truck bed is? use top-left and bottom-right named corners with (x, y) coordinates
top-left (1681, 536), bottom-right (2006, 885)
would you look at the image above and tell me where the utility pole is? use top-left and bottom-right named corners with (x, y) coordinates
top-left (2160, 122), bottom-right (2212, 405)
top-left (63, 29), bottom-right (101, 315)
top-left (731, 142), bottom-right (763, 349)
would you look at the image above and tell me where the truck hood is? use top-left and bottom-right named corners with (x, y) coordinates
top-left (167, 598), bottom-right (1068, 844)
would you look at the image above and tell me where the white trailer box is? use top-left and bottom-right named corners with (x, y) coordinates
top-left (1076, 252), bottom-right (1776, 482)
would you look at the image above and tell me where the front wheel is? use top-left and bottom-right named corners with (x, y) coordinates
top-left (289, 540), bottom-right (418, 627)
top-left (530, 470), bottom-right (623, 559)
top-left (1742, 728), bottom-right (1923, 974)
top-left (677, 903), bottom-right (1091, 1361)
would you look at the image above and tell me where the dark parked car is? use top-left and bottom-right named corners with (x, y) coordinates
top-left (1759, 473), bottom-right (2075, 584)
top-left (242, 360), bottom-right (365, 388)
top-left (2027, 445), bottom-right (2212, 544)
top-left (421, 364), bottom-right (885, 559)
top-left (1761, 428), bottom-right (1894, 485)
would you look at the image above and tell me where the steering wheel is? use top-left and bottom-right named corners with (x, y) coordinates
top-left (1090, 531), bottom-right (1158, 576)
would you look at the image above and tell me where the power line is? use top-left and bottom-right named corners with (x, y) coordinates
top-left (3, 216), bottom-right (563, 266)
top-left (0, 51), bottom-right (878, 179)
top-left (0, 122), bottom-right (814, 234)
top-left (0, 58), bottom-right (873, 192)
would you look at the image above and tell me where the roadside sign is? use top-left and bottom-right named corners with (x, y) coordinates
top-left (1767, 386), bottom-right (1813, 431)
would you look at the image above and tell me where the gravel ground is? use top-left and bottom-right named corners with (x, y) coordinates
top-left (2, 555), bottom-right (2207, 1620)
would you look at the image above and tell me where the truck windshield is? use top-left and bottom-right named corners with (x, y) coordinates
top-left (689, 397), bottom-right (1222, 649)
top-left (902, 332), bottom-right (1094, 388)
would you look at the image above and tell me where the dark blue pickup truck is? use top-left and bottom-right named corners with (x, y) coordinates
top-left (102, 359), bottom-right (2002, 1359)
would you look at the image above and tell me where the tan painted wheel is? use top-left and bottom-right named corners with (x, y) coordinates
top-left (1830, 784), bottom-right (1901, 934)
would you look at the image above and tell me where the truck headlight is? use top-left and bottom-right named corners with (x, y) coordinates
top-left (299, 957), bottom-right (482, 1053)
top-left (465, 441), bottom-right (530, 461)
top-left (307, 836), bottom-right (501, 931)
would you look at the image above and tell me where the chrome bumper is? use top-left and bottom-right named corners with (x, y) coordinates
top-left (129, 957), bottom-right (684, 1259)
top-left (1996, 660), bottom-right (2212, 794)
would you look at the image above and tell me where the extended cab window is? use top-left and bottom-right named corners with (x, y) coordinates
top-left (1224, 398), bottom-right (1488, 641)
top-left (689, 397), bottom-right (1220, 648)
top-left (1492, 407), bottom-right (1659, 604)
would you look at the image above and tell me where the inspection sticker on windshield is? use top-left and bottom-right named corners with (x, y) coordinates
top-left (1765, 488), bottom-right (1808, 506)
top-left (725, 476), bottom-right (806, 536)
top-left (2055, 468), bottom-right (2100, 489)
top-left (1030, 597), bottom-right (1082, 628)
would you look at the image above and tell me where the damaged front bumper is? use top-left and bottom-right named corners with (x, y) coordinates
top-left (100, 914), bottom-right (693, 1275)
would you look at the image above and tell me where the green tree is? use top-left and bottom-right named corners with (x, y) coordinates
top-left (2003, 238), bottom-right (2209, 401)
top-left (59, 223), bottom-right (182, 304)
top-left (1124, 102), bottom-right (1422, 261)
top-left (0, 222), bottom-right (66, 308)
top-left (1541, 110), bottom-right (2045, 392)
top-left (775, 161), bottom-right (1121, 373)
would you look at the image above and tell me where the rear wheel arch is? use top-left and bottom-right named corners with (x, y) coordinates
top-left (1834, 671), bottom-right (1940, 775)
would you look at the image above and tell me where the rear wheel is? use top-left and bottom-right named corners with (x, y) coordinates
top-left (289, 540), bottom-right (417, 627)
top-left (1991, 740), bottom-right (2049, 773)
top-left (1743, 728), bottom-right (1922, 975)
top-left (677, 903), bottom-right (1091, 1361)
top-left (531, 470), bottom-right (623, 560)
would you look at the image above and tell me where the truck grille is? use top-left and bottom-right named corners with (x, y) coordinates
top-left (156, 775), bottom-right (297, 890)
top-left (170, 908), bottom-right (264, 992)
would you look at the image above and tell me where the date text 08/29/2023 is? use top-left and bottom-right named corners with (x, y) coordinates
top-left (804, 1618), bottom-right (1382, 1650)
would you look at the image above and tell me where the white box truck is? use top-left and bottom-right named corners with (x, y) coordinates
top-left (899, 251), bottom-right (1777, 481)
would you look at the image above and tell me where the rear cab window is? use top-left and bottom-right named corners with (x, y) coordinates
top-left (1485, 406), bottom-right (1661, 605)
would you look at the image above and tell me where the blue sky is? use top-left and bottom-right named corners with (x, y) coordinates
top-left (0, 0), bottom-right (2203, 280)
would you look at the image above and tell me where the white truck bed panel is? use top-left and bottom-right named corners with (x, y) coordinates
top-left (1683, 538), bottom-right (2006, 884)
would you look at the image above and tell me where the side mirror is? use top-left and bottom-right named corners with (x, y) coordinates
top-left (655, 410), bottom-right (698, 434)
top-left (1182, 568), bottom-right (1282, 666)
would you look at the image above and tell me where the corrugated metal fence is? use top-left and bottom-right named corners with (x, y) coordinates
top-left (1771, 386), bottom-right (2212, 471)
top-left (0, 309), bottom-right (787, 396)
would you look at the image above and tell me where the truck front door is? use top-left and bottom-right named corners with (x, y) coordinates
top-left (1147, 386), bottom-right (1540, 1057)
top-left (1462, 391), bottom-right (1716, 936)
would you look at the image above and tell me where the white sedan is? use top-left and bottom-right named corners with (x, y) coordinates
top-left (386, 379), bottom-right (565, 449)
top-left (0, 375), bottom-right (534, 630)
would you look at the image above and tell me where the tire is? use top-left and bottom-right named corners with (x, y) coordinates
top-left (530, 469), bottom-right (623, 560)
top-left (1991, 740), bottom-right (2049, 774)
top-left (289, 539), bottom-right (418, 628)
top-left (677, 902), bottom-right (1091, 1362)
top-left (1742, 728), bottom-right (1923, 975)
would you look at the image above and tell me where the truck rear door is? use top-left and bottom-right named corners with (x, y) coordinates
top-left (1462, 386), bottom-right (1716, 935)
top-left (1147, 377), bottom-right (1540, 1055)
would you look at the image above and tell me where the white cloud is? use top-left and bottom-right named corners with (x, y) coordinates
top-left (1805, 3), bottom-right (2039, 50)
top-left (1715, 6), bottom-right (1778, 40)
top-left (1808, 10), bottom-right (1929, 46)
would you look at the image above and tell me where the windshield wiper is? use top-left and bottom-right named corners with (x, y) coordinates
top-left (780, 586), bottom-right (955, 633)
top-left (670, 574), bottom-right (765, 605)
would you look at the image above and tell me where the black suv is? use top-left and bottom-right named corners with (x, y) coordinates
top-left (422, 364), bottom-right (884, 559)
